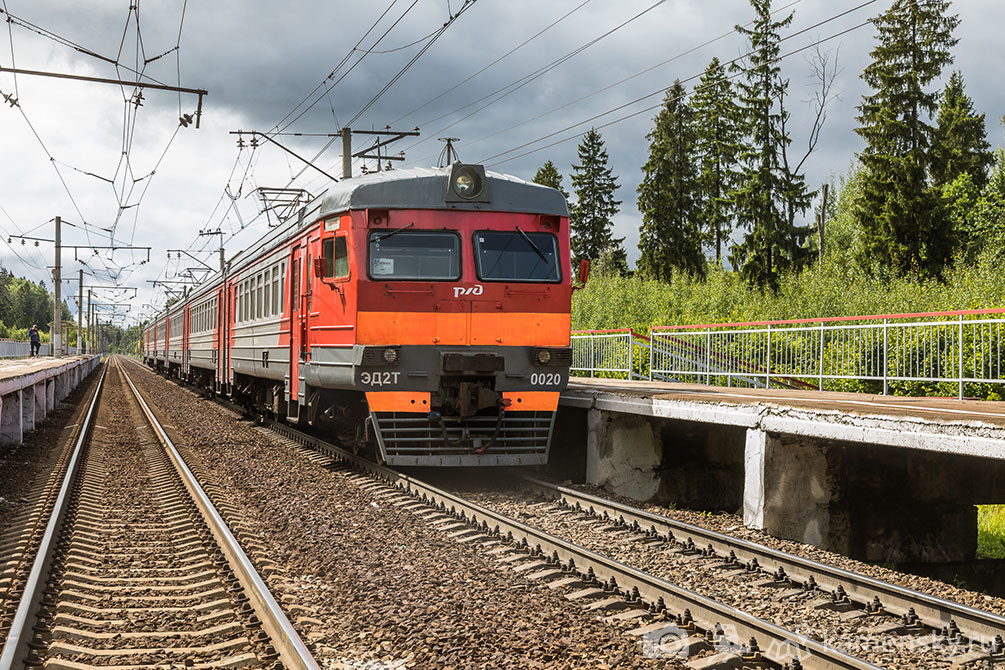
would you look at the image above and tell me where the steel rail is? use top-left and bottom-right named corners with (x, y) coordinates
top-left (116, 359), bottom-right (320, 670)
top-left (0, 360), bottom-right (108, 668)
top-left (519, 474), bottom-right (1005, 645)
top-left (265, 420), bottom-right (879, 670)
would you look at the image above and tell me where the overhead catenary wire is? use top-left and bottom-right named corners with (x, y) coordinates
top-left (479, 0), bottom-right (884, 167)
top-left (389, 0), bottom-right (596, 126)
top-left (343, 0), bottom-right (479, 128)
top-left (394, 0), bottom-right (670, 162)
top-left (414, 0), bottom-right (805, 163)
top-left (270, 0), bottom-right (409, 135)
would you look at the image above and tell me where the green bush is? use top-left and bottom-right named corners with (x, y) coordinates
top-left (572, 248), bottom-right (1005, 398)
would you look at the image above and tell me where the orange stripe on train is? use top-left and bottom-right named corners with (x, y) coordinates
top-left (502, 391), bottom-right (559, 412)
top-left (366, 391), bottom-right (432, 412)
top-left (357, 311), bottom-right (570, 346)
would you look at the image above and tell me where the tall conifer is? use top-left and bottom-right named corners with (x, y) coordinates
top-left (533, 160), bottom-right (570, 199)
top-left (730, 0), bottom-right (810, 289)
top-left (637, 82), bottom-right (704, 281)
top-left (692, 58), bottom-right (743, 265)
top-left (569, 129), bottom-right (626, 272)
top-left (854, 0), bottom-right (959, 275)
top-left (931, 71), bottom-right (993, 190)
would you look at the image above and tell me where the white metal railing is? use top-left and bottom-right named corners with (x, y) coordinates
top-left (0, 340), bottom-right (80, 359)
top-left (573, 309), bottom-right (1005, 399)
top-left (571, 329), bottom-right (650, 381)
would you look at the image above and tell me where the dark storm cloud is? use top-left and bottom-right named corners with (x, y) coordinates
top-left (1, 0), bottom-right (1003, 310)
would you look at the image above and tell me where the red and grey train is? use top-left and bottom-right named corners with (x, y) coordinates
top-left (142, 164), bottom-right (582, 466)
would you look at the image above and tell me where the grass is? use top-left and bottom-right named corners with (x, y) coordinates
top-left (977, 505), bottom-right (1005, 559)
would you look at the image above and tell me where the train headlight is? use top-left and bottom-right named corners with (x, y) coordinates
top-left (536, 349), bottom-right (552, 364)
top-left (446, 164), bottom-right (490, 203)
top-left (383, 348), bottom-right (399, 364)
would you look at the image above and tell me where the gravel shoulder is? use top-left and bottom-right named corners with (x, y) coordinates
top-left (558, 482), bottom-right (1005, 619)
top-left (124, 361), bottom-right (683, 670)
top-left (0, 364), bottom-right (101, 534)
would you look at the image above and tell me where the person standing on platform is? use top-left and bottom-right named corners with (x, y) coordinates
top-left (29, 324), bottom-right (41, 357)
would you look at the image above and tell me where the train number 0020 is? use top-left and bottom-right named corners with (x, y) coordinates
top-left (530, 372), bottom-right (562, 386)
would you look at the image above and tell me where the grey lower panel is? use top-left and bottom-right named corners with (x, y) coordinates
top-left (372, 410), bottom-right (554, 467)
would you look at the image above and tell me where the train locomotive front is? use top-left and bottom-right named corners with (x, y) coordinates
top-left (321, 164), bottom-right (573, 466)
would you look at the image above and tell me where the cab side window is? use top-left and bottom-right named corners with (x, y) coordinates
top-left (322, 237), bottom-right (350, 279)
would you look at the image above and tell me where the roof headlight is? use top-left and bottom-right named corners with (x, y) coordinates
top-left (453, 168), bottom-right (483, 199)
top-left (446, 164), bottom-right (490, 203)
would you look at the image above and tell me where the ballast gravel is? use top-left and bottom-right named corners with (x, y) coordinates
top-left (124, 362), bottom-right (682, 670)
top-left (460, 487), bottom-right (1003, 670)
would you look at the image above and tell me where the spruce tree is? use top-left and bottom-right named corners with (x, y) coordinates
top-left (533, 160), bottom-right (570, 199)
top-left (854, 0), bottom-right (959, 276)
top-left (637, 81), bottom-right (704, 281)
top-left (692, 57), bottom-right (743, 265)
top-left (931, 71), bottom-right (993, 190)
top-left (730, 0), bottom-right (810, 289)
top-left (569, 129), bottom-right (626, 272)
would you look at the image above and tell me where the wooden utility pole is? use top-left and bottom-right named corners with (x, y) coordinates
top-left (817, 183), bottom-right (829, 263)
top-left (52, 216), bottom-right (62, 358)
top-left (77, 269), bottom-right (83, 356)
top-left (342, 127), bottom-right (352, 179)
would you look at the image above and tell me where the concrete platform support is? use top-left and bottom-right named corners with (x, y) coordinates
top-left (741, 430), bottom-right (1004, 563)
top-left (586, 410), bottom-right (663, 501)
top-left (45, 378), bottom-right (54, 413)
top-left (54, 371), bottom-right (67, 403)
top-left (584, 411), bottom-right (744, 511)
top-left (21, 383), bottom-right (34, 433)
top-left (0, 390), bottom-right (21, 446)
top-left (33, 381), bottom-right (45, 423)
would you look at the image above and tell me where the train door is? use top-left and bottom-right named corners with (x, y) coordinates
top-left (216, 285), bottom-right (226, 391)
top-left (289, 244), bottom-right (304, 410)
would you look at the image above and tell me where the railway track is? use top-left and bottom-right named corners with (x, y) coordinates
top-left (515, 474), bottom-right (1005, 651)
top-left (0, 357), bottom-right (319, 670)
top-left (263, 418), bottom-right (883, 670)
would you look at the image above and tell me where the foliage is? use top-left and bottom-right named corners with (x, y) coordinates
top-left (977, 505), bottom-right (1005, 559)
top-left (573, 246), bottom-right (1005, 337)
top-left (532, 160), bottom-right (570, 200)
top-left (931, 71), bottom-right (994, 190)
top-left (0, 269), bottom-right (57, 332)
top-left (730, 0), bottom-right (812, 289)
top-left (854, 0), bottom-right (959, 277)
top-left (637, 82), bottom-right (704, 281)
top-left (692, 57), bottom-right (744, 265)
top-left (569, 129), bottom-right (627, 273)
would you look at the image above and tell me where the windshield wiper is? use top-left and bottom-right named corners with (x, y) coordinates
top-left (373, 222), bottom-right (414, 242)
top-left (516, 226), bottom-right (549, 263)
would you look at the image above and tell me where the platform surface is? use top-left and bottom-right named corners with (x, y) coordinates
top-left (567, 377), bottom-right (1005, 428)
top-left (0, 356), bottom-right (94, 383)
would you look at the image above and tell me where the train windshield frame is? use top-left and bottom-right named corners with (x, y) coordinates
top-left (474, 230), bottom-right (562, 283)
top-left (367, 230), bottom-right (461, 281)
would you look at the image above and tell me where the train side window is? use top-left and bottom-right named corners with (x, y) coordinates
top-left (321, 237), bottom-right (349, 279)
top-left (271, 267), bottom-right (278, 315)
top-left (291, 259), bottom-right (299, 313)
top-left (307, 253), bottom-right (313, 311)
top-left (256, 274), bottom-right (263, 320)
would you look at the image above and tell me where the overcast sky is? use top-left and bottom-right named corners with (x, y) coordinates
top-left (0, 0), bottom-right (1002, 325)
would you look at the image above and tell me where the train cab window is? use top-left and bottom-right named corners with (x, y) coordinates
top-left (368, 231), bottom-right (460, 280)
top-left (474, 230), bottom-right (561, 282)
top-left (322, 237), bottom-right (350, 279)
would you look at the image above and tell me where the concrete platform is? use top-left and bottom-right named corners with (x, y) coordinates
top-left (0, 355), bottom-right (100, 446)
top-left (563, 378), bottom-right (1005, 459)
top-left (559, 378), bottom-right (1005, 564)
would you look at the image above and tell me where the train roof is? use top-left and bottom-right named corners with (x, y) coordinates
top-left (318, 166), bottom-right (569, 219)
top-left (148, 165), bottom-right (568, 320)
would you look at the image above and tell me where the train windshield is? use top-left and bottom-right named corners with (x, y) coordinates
top-left (475, 231), bottom-right (561, 282)
top-left (368, 230), bottom-right (460, 280)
